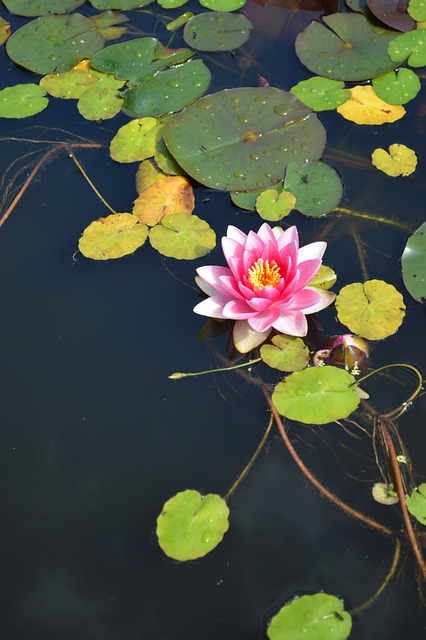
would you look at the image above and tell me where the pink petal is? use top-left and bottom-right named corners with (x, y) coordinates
top-left (301, 287), bottom-right (336, 314)
top-left (226, 225), bottom-right (247, 244)
top-left (295, 259), bottom-right (322, 290)
top-left (246, 296), bottom-right (274, 312)
top-left (196, 265), bottom-right (232, 289)
top-left (277, 225), bottom-right (299, 252)
top-left (223, 299), bottom-right (257, 319)
top-left (281, 287), bottom-right (321, 310)
top-left (247, 308), bottom-right (280, 332)
top-left (193, 294), bottom-right (230, 319)
top-left (233, 320), bottom-right (271, 353)
top-left (272, 311), bottom-right (308, 336)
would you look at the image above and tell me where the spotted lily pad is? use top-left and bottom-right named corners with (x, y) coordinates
top-left (408, 0), bottom-right (426, 21)
top-left (260, 335), bottom-right (309, 372)
top-left (89, 0), bottom-right (153, 7)
top-left (372, 68), bottom-right (421, 104)
top-left (2, 0), bottom-right (85, 15)
top-left (284, 160), bottom-right (343, 216)
top-left (199, 0), bottom-right (247, 9)
top-left (401, 221), bottom-right (426, 302)
top-left (406, 484), bottom-right (426, 525)
top-left (163, 87), bottom-right (326, 191)
top-left (149, 213), bottom-right (216, 259)
top-left (110, 117), bottom-right (163, 163)
top-left (183, 12), bottom-right (252, 52)
top-left (267, 593), bottom-right (352, 640)
top-left (132, 175), bottom-right (194, 225)
top-left (371, 143), bottom-right (417, 177)
top-left (77, 78), bottom-right (124, 121)
top-left (290, 77), bottom-right (350, 111)
top-left (336, 85), bottom-right (406, 124)
top-left (255, 189), bottom-right (296, 221)
top-left (0, 83), bottom-right (49, 119)
top-left (90, 37), bottom-right (194, 84)
top-left (159, 0), bottom-right (188, 6)
top-left (272, 366), bottom-right (360, 425)
top-left (123, 59), bottom-right (211, 117)
top-left (388, 29), bottom-right (426, 67)
top-left (40, 66), bottom-right (101, 99)
top-left (79, 213), bottom-right (148, 260)
top-left (6, 14), bottom-right (104, 74)
top-left (335, 280), bottom-right (406, 340)
top-left (295, 13), bottom-right (399, 81)
top-left (156, 489), bottom-right (230, 561)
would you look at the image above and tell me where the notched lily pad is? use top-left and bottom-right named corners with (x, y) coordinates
top-left (335, 280), bottom-right (406, 340)
top-left (272, 366), bottom-right (360, 425)
top-left (260, 335), bottom-right (309, 372)
top-left (336, 85), bottom-right (406, 124)
top-left (295, 13), bottom-right (399, 81)
top-left (267, 593), bottom-right (352, 640)
top-left (284, 160), bottom-right (343, 216)
top-left (388, 30), bottom-right (426, 67)
top-left (255, 188), bottom-right (296, 221)
top-left (163, 87), bottom-right (326, 191)
top-left (401, 221), bottom-right (426, 302)
top-left (6, 14), bottom-right (104, 74)
top-left (149, 213), bottom-right (216, 259)
top-left (183, 11), bottom-right (252, 52)
top-left (406, 484), bottom-right (426, 525)
top-left (291, 77), bottom-right (350, 111)
top-left (372, 68), bottom-right (421, 104)
top-left (371, 143), bottom-right (417, 177)
top-left (79, 213), bottom-right (148, 260)
top-left (0, 83), bottom-right (48, 119)
top-left (156, 489), bottom-right (230, 561)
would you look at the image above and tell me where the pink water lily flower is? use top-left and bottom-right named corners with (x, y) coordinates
top-left (194, 223), bottom-right (335, 353)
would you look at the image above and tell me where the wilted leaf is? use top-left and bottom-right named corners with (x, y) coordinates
top-left (267, 593), bottom-right (352, 640)
top-left (406, 484), bottom-right (426, 525)
top-left (335, 280), bottom-right (406, 340)
top-left (0, 83), bottom-right (48, 119)
top-left (0, 16), bottom-right (11, 45)
top-left (272, 366), bottom-right (360, 424)
top-left (149, 213), bottom-right (216, 259)
top-left (372, 68), bottom-right (421, 104)
top-left (79, 213), bottom-right (148, 260)
top-left (255, 188), bottom-right (296, 221)
top-left (371, 143), bottom-right (417, 177)
top-left (110, 117), bottom-right (163, 163)
top-left (260, 335), bottom-right (309, 372)
top-left (401, 221), bottom-right (426, 302)
top-left (291, 77), bottom-right (350, 111)
top-left (336, 85), bottom-right (406, 124)
top-left (372, 482), bottom-right (399, 505)
top-left (135, 159), bottom-right (163, 192)
top-left (284, 160), bottom-right (343, 216)
top-left (388, 29), bottom-right (426, 67)
top-left (132, 175), bottom-right (194, 226)
top-left (156, 490), bottom-right (230, 561)
top-left (92, 10), bottom-right (129, 40)
top-left (183, 11), bottom-right (252, 52)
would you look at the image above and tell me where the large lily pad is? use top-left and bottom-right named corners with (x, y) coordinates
top-left (335, 280), bottom-right (406, 340)
top-left (149, 213), bottom-right (216, 259)
top-left (79, 213), bottom-right (148, 260)
top-left (401, 221), bottom-right (426, 302)
top-left (267, 593), bottom-right (352, 640)
top-left (156, 490), bottom-right (230, 561)
top-left (163, 87), bottom-right (326, 191)
top-left (2, 0), bottom-right (85, 15)
top-left (183, 11), bottom-right (252, 52)
top-left (6, 14), bottom-right (104, 74)
top-left (295, 13), bottom-right (400, 81)
top-left (90, 37), bottom-right (193, 84)
top-left (89, 0), bottom-right (153, 7)
top-left (0, 83), bottom-right (49, 119)
top-left (284, 160), bottom-right (343, 216)
top-left (123, 59), bottom-right (211, 117)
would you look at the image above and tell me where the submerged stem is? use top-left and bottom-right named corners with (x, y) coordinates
top-left (334, 206), bottom-right (412, 231)
top-left (68, 152), bottom-right (118, 215)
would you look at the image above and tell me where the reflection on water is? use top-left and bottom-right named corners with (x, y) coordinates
top-left (0, 1), bottom-right (425, 638)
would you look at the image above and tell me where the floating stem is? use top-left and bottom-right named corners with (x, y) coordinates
top-left (169, 358), bottom-right (262, 379)
top-left (68, 151), bottom-right (118, 215)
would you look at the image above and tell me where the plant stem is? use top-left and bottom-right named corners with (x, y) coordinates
top-left (169, 358), bottom-right (262, 379)
top-left (68, 151), bottom-right (118, 215)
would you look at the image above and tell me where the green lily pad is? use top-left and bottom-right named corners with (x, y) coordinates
top-left (199, 0), bottom-right (247, 9)
top-left (6, 14), bottom-right (104, 74)
top-left (92, 10), bottom-right (129, 41)
top-left (0, 83), bottom-right (48, 119)
top-left (90, 37), bottom-right (194, 84)
top-left (77, 80), bottom-right (123, 121)
top-left (284, 160), bottom-right (343, 216)
top-left (156, 489), bottom-right (230, 561)
top-left (123, 59), bottom-right (211, 117)
top-left (408, 0), bottom-right (426, 21)
top-left (267, 593), bottom-right (352, 640)
top-left (89, 0), bottom-right (153, 8)
top-left (163, 87), bottom-right (326, 191)
top-left (372, 68), bottom-right (421, 104)
top-left (401, 221), bottom-right (426, 302)
top-left (295, 13), bottom-right (399, 81)
top-left (230, 185), bottom-right (280, 211)
top-left (1, 0), bottom-right (85, 15)
top-left (149, 213), bottom-right (216, 259)
top-left (40, 67), bottom-right (101, 99)
top-left (388, 29), bottom-right (426, 67)
top-left (406, 484), bottom-right (426, 525)
top-left (79, 213), bottom-right (148, 260)
top-left (159, 0), bottom-right (188, 7)
top-left (110, 117), bottom-right (163, 163)
top-left (272, 366), bottom-right (360, 425)
top-left (255, 188), bottom-right (296, 221)
top-left (183, 12), bottom-right (252, 52)
top-left (260, 335), bottom-right (309, 372)
top-left (291, 77), bottom-right (350, 111)
top-left (154, 138), bottom-right (185, 175)
top-left (345, 0), bottom-right (370, 14)
top-left (335, 280), bottom-right (406, 340)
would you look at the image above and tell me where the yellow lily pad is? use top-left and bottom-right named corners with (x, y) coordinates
top-left (79, 213), bottom-right (148, 260)
top-left (371, 143), bottom-right (417, 177)
top-left (336, 85), bottom-right (406, 125)
top-left (335, 279), bottom-right (406, 340)
top-left (132, 175), bottom-right (194, 226)
top-left (110, 117), bottom-right (163, 163)
top-left (308, 264), bottom-right (337, 290)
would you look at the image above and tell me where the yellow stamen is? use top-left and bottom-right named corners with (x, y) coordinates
top-left (247, 258), bottom-right (281, 291)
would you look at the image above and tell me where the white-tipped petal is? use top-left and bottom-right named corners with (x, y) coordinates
top-left (297, 241), bottom-right (327, 263)
top-left (195, 275), bottom-right (217, 297)
top-left (301, 287), bottom-right (336, 314)
top-left (233, 320), bottom-right (271, 353)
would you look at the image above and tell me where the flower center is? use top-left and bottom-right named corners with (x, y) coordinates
top-left (247, 258), bottom-right (281, 291)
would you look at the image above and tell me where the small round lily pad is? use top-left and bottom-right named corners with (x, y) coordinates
top-left (401, 221), bottom-right (426, 302)
top-left (372, 68), bottom-right (421, 105)
top-left (79, 213), bottom-right (148, 260)
top-left (371, 143), bottom-right (417, 177)
top-left (0, 83), bottom-right (48, 118)
top-left (255, 188), bottom-right (296, 221)
top-left (272, 366), bottom-right (360, 425)
top-left (284, 160), bottom-right (343, 216)
top-left (267, 593), bottom-right (352, 640)
top-left (183, 11), bottom-right (252, 52)
top-left (291, 77), bottom-right (350, 111)
top-left (156, 489), bottom-right (230, 561)
top-left (260, 335), bottom-right (309, 372)
top-left (149, 213), bottom-right (216, 259)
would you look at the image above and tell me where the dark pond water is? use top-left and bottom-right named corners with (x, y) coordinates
top-left (1, 1), bottom-right (426, 638)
